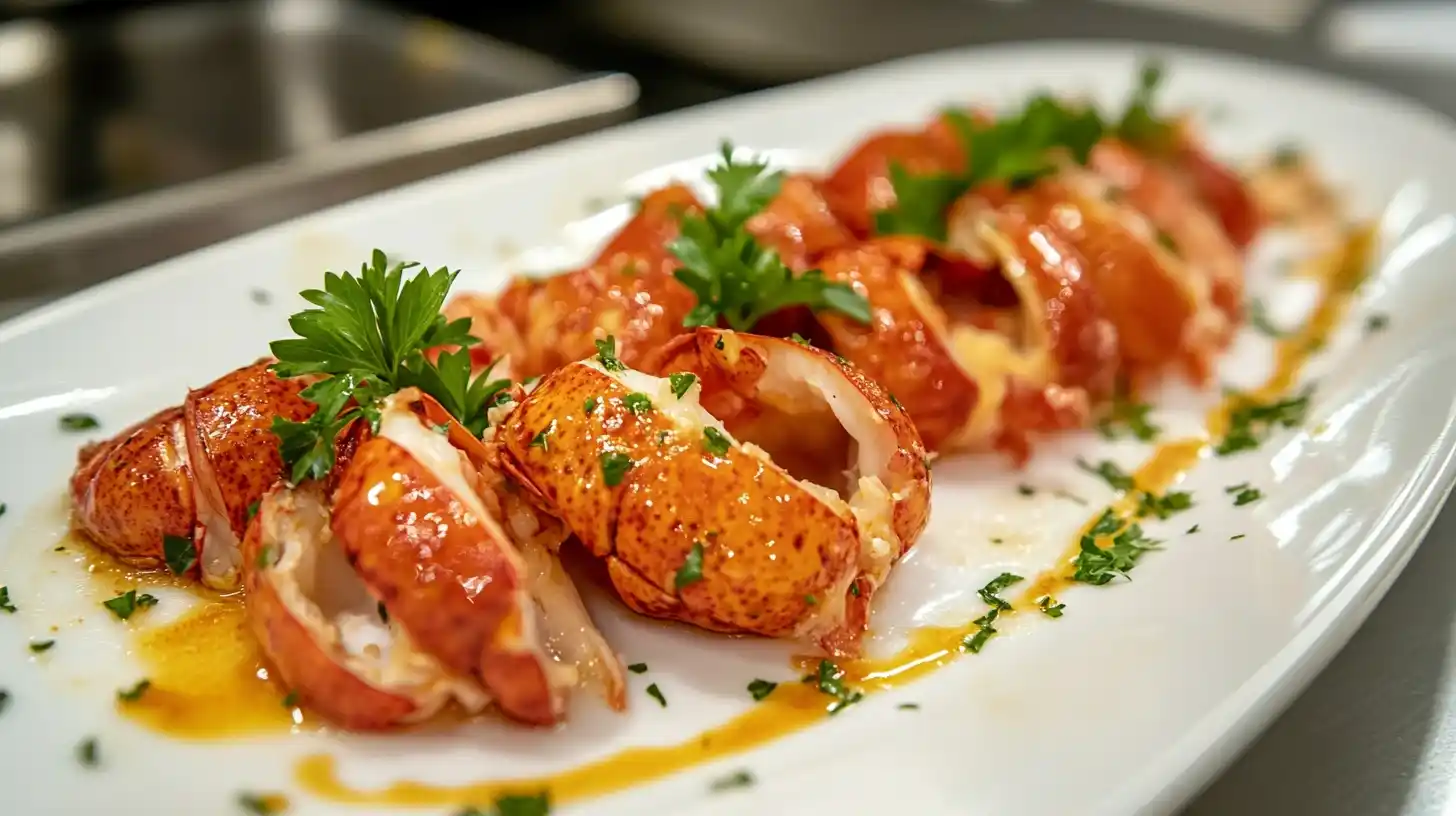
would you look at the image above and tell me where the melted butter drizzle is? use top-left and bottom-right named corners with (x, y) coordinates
top-left (290, 224), bottom-right (1373, 807)
top-left (64, 537), bottom-right (303, 737)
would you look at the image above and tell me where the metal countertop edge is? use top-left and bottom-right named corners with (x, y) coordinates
top-left (0, 72), bottom-right (640, 259)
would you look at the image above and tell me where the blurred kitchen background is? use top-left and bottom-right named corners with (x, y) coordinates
top-left (4, 0), bottom-right (1456, 812)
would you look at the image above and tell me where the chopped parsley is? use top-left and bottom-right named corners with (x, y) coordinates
top-left (1017, 484), bottom-right (1036, 497)
top-left (0, 586), bottom-right (15, 613)
top-left (0, 503), bottom-right (6, 518)
top-left (876, 61), bottom-right (1167, 240)
top-left (103, 589), bottom-right (159, 621)
top-left (1226, 482), bottom-right (1263, 506)
top-left (117, 679), bottom-right (151, 703)
top-left (747, 679), bottom-right (777, 701)
top-left (674, 541), bottom-right (705, 589)
top-left (963, 608), bottom-right (1001, 653)
top-left (1135, 489), bottom-right (1194, 520)
top-left (59, 413), bottom-right (100, 432)
top-left (1187, 523), bottom-right (1201, 534)
top-left (1071, 512), bottom-right (1160, 585)
top-left (701, 426), bottom-right (732, 457)
top-left (1036, 595), bottom-right (1065, 618)
top-left (668, 372), bottom-right (697, 399)
top-left (246, 500), bottom-right (261, 522)
top-left (1272, 143), bottom-right (1302, 168)
top-left (645, 683), bottom-right (667, 707)
top-left (28, 639), bottom-right (55, 653)
top-left (163, 534), bottom-right (196, 576)
top-left (1216, 387), bottom-right (1313, 456)
top-left (1097, 398), bottom-right (1161, 442)
top-left (898, 702), bottom-right (920, 710)
top-left (670, 143), bottom-right (871, 331)
top-left (1155, 230), bottom-right (1178, 254)
top-left (238, 793), bottom-right (288, 815)
top-left (594, 336), bottom-right (626, 372)
top-left (622, 393), bottom-right (653, 415)
top-left (1230, 533), bottom-right (1247, 541)
top-left (255, 545), bottom-right (275, 570)
top-left (710, 770), bottom-right (756, 792)
top-left (455, 791), bottom-right (551, 816)
top-left (530, 420), bottom-right (555, 451)
top-left (976, 572), bottom-right (1023, 611)
top-left (584, 396), bottom-right (599, 414)
top-left (599, 451), bottom-right (633, 487)
top-left (805, 659), bottom-right (863, 714)
top-left (0, 690), bottom-right (8, 714)
top-left (282, 690), bottom-right (300, 708)
top-left (627, 663), bottom-right (648, 674)
top-left (1365, 313), bottom-right (1389, 333)
top-left (1076, 457), bottom-right (1136, 492)
top-left (76, 737), bottom-right (99, 768)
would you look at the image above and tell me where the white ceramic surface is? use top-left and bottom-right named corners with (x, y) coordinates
top-left (2, 42), bottom-right (1455, 816)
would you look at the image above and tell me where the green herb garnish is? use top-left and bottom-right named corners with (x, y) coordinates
top-left (1076, 457), bottom-right (1136, 492)
top-left (59, 413), bottom-right (100, 432)
top-left (668, 372), bottom-right (697, 399)
top-left (898, 702), bottom-right (919, 710)
top-left (622, 393), bottom-right (653, 415)
top-left (1216, 387), bottom-right (1313, 456)
top-left (103, 589), bottom-right (158, 621)
top-left (963, 608), bottom-right (1000, 653)
top-left (710, 770), bottom-right (756, 792)
top-left (806, 659), bottom-right (863, 714)
top-left (1097, 398), bottom-right (1161, 442)
top-left (0, 586), bottom-right (14, 614)
top-left (1036, 595), bottom-right (1066, 618)
top-left (1187, 524), bottom-right (1200, 534)
top-left (282, 690), bottom-right (300, 708)
top-left (701, 426), bottom-right (731, 457)
top-left (675, 542), bottom-right (705, 589)
top-left (645, 683), bottom-right (667, 707)
top-left (76, 737), bottom-right (98, 768)
top-left (1135, 490), bottom-right (1194, 520)
top-left (530, 421), bottom-right (555, 451)
top-left (117, 679), bottom-right (151, 703)
top-left (626, 663), bottom-right (647, 674)
top-left (267, 250), bottom-right (504, 482)
top-left (599, 451), bottom-right (633, 487)
top-left (1231, 533), bottom-right (1247, 541)
top-left (238, 793), bottom-right (288, 815)
top-left (163, 533), bottom-right (196, 576)
top-left (670, 143), bottom-right (870, 331)
top-left (1272, 143), bottom-right (1302, 168)
top-left (28, 639), bottom-right (54, 653)
top-left (1071, 515), bottom-right (1160, 585)
top-left (594, 336), bottom-right (626, 372)
top-left (1226, 483), bottom-right (1263, 506)
top-left (1365, 314), bottom-right (1389, 333)
top-left (584, 396), bottom-right (599, 414)
top-left (976, 572), bottom-right (1023, 611)
top-left (747, 679), bottom-right (777, 701)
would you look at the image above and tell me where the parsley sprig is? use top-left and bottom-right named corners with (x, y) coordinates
top-left (876, 60), bottom-right (1172, 241)
top-left (670, 143), bottom-right (871, 331)
top-left (268, 250), bottom-right (510, 482)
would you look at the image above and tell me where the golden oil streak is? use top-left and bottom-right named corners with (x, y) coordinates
top-left (297, 683), bottom-right (832, 808)
top-left (297, 224), bottom-right (1376, 808)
